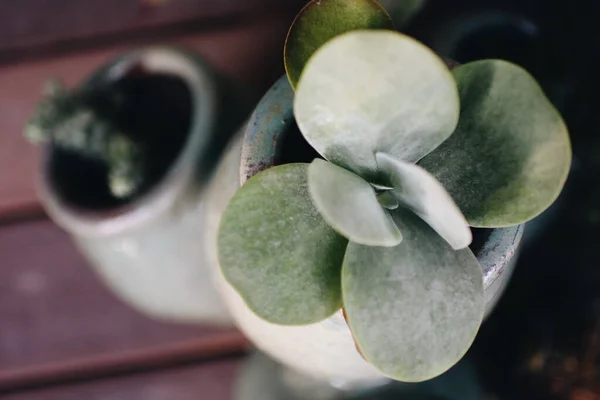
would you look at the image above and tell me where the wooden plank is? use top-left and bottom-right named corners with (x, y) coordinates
top-left (0, 335), bottom-right (247, 392)
top-left (0, 219), bottom-right (244, 375)
top-left (2, 358), bottom-right (240, 399)
top-left (0, 0), bottom-right (302, 57)
top-left (0, 11), bottom-right (291, 219)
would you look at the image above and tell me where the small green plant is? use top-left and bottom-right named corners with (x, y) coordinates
top-left (219, 0), bottom-right (571, 382)
top-left (25, 79), bottom-right (143, 198)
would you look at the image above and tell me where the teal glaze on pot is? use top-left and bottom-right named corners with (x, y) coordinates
top-left (205, 75), bottom-right (525, 384)
top-left (38, 46), bottom-right (250, 325)
top-left (240, 77), bottom-right (295, 183)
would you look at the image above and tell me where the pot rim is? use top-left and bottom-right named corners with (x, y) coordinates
top-left (239, 75), bottom-right (525, 292)
top-left (38, 46), bottom-right (218, 238)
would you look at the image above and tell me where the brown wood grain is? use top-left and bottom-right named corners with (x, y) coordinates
top-left (0, 334), bottom-right (248, 392)
top-left (2, 357), bottom-right (241, 399)
top-left (0, 219), bottom-right (244, 375)
top-left (0, 0), bottom-right (303, 57)
top-left (0, 11), bottom-right (291, 220)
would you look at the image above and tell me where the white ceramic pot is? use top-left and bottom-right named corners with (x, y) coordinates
top-left (38, 47), bottom-right (249, 325)
top-left (204, 76), bottom-right (524, 384)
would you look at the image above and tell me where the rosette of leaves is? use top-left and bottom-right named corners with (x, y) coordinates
top-left (218, 27), bottom-right (570, 383)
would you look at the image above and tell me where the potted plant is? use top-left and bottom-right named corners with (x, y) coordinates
top-left (26, 46), bottom-right (250, 324)
top-left (204, 0), bottom-right (571, 393)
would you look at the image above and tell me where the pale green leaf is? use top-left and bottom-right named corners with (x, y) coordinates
top-left (284, 0), bottom-right (394, 89)
top-left (294, 30), bottom-right (459, 182)
top-left (308, 158), bottom-right (402, 247)
top-left (418, 60), bottom-right (572, 227)
top-left (376, 152), bottom-right (472, 250)
top-left (342, 208), bottom-right (484, 382)
top-left (218, 163), bottom-right (348, 325)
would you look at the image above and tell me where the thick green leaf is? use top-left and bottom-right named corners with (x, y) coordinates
top-left (294, 31), bottom-right (460, 182)
top-left (308, 158), bottom-right (402, 247)
top-left (418, 60), bottom-right (572, 227)
top-left (376, 152), bottom-right (472, 250)
top-left (342, 208), bottom-right (484, 382)
top-left (218, 163), bottom-right (348, 325)
top-left (284, 0), bottom-right (394, 89)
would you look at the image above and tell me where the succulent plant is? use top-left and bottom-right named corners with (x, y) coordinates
top-left (219, 0), bottom-right (571, 383)
top-left (24, 79), bottom-right (143, 199)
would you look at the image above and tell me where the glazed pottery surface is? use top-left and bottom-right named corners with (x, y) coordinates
top-left (39, 47), bottom-right (247, 325)
top-left (232, 351), bottom-right (484, 400)
top-left (204, 76), bottom-right (525, 382)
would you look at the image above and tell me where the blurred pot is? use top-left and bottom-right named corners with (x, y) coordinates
top-left (38, 46), bottom-right (249, 325)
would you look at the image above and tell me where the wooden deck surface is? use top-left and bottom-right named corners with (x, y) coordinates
top-left (0, 4), bottom-right (298, 396)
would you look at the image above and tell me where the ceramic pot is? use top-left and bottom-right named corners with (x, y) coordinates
top-left (38, 46), bottom-right (250, 325)
top-left (233, 351), bottom-right (484, 400)
top-left (204, 76), bottom-right (524, 384)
